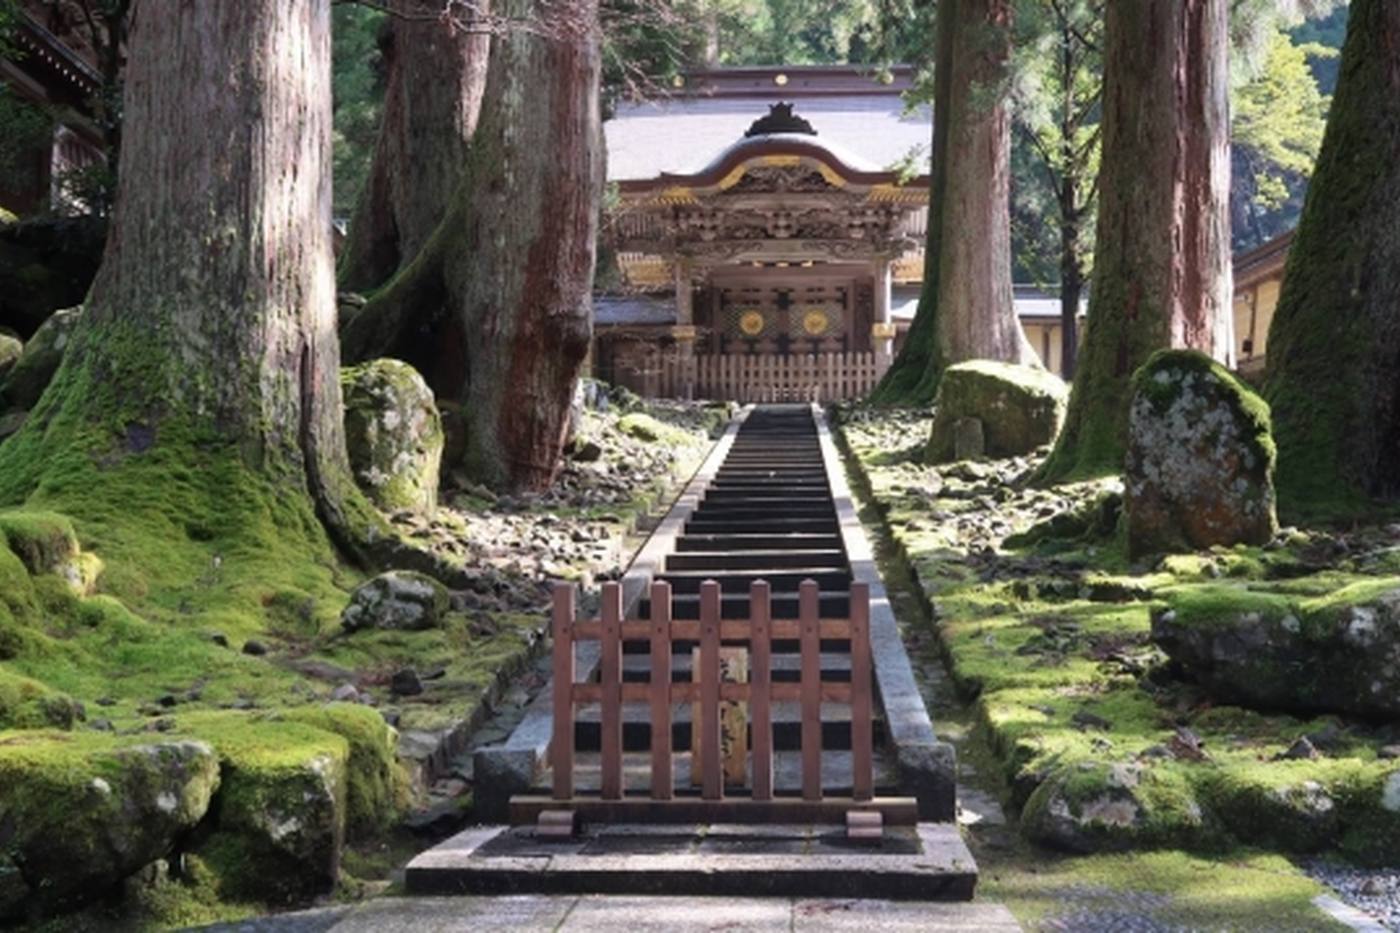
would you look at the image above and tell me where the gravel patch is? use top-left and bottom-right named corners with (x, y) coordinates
top-left (1306, 861), bottom-right (1400, 930)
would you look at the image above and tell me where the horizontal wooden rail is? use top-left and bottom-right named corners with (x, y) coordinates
top-left (571, 618), bottom-right (854, 641)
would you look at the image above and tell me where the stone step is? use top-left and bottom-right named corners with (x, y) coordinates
top-left (405, 823), bottom-right (981, 902)
top-left (704, 484), bottom-right (831, 497)
top-left (674, 533), bottom-right (844, 552)
top-left (686, 517), bottom-right (839, 535)
top-left (655, 568), bottom-right (851, 593)
top-left (666, 549), bottom-right (848, 571)
top-left (691, 504), bottom-right (836, 521)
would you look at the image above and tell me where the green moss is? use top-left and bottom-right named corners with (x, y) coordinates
top-left (1132, 349), bottom-right (1277, 469)
top-left (618, 412), bottom-right (691, 446)
top-left (283, 702), bottom-right (409, 838)
top-left (0, 667), bottom-right (82, 729)
top-left (0, 510), bottom-right (79, 577)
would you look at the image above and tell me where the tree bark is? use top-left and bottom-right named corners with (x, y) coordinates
top-left (935, 0), bottom-right (1036, 367)
top-left (338, 0), bottom-right (490, 293)
top-left (0, 0), bottom-right (382, 561)
top-left (1263, 0), bottom-right (1400, 509)
top-left (342, 0), bottom-right (603, 491)
top-left (1037, 0), bottom-right (1233, 483)
top-left (868, 0), bottom-right (956, 404)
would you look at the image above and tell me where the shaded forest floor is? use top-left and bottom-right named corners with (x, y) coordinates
top-left (0, 393), bottom-right (719, 930)
top-left (838, 406), bottom-right (1399, 931)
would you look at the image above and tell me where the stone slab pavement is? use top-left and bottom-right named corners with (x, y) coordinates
top-left (191, 895), bottom-right (1022, 932)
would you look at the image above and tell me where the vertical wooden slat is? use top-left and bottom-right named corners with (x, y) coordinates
top-left (799, 578), bottom-right (822, 801)
top-left (600, 581), bottom-right (623, 800)
top-left (649, 581), bottom-right (674, 800)
top-left (849, 582), bottom-right (874, 801)
top-left (700, 580), bottom-right (723, 800)
top-left (750, 580), bottom-right (774, 801)
top-left (551, 583), bottom-right (576, 800)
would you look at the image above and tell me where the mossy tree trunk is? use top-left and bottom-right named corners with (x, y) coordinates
top-left (936, 0), bottom-right (1036, 369)
top-left (1037, 0), bottom-right (1233, 483)
top-left (869, 0), bottom-right (1032, 404)
top-left (1262, 0), bottom-right (1400, 509)
top-left (338, 0), bottom-right (490, 293)
top-left (0, 0), bottom-right (383, 562)
top-left (867, 0), bottom-right (954, 405)
top-left (341, 0), bottom-right (603, 491)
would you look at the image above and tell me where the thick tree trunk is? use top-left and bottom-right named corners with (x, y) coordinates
top-left (1263, 0), bottom-right (1400, 509)
top-left (447, 0), bottom-right (602, 490)
top-left (0, 0), bottom-right (381, 560)
top-left (343, 0), bottom-right (602, 491)
top-left (935, 0), bottom-right (1035, 367)
top-left (868, 0), bottom-right (956, 404)
top-left (1038, 0), bottom-right (1233, 482)
top-left (338, 0), bottom-right (490, 293)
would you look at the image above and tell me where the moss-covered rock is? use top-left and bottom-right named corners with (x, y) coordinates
top-left (618, 412), bottom-right (673, 443)
top-left (1022, 760), bottom-right (1209, 853)
top-left (283, 703), bottom-right (408, 838)
top-left (0, 668), bottom-right (84, 729)
top-left (186, 714), bottom-right (348, 902)
top-left (0, 306), bottom-right (82, 412)
top-left (1125, 350), bottom-right (1278, 558)
top-left (340, 570), bottom-right (449, 633)
top-left (0, 732), bottom-right (220, 919)
top-left (1153, 579), bottom-right (1400, 718)
top-left (925, 360), bottom-right (1068, 463)
top-left (0, 334), bottom-right (20, 383)
top-left (341, 359), bottom-right (443, 515)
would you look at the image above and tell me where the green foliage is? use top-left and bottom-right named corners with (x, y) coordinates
top-left (1231, 30), bottom-right (1332, 249)
top-left (332, 3), bottom-right (386, 216)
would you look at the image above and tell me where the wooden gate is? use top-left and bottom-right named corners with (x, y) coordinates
top-left (657, 352), bottom-right (892, 402)
top-left (510, 578), bottom-right (917, 838)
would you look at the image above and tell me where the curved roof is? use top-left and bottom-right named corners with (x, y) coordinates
top-left (606, 93), bottom-right (933, 184)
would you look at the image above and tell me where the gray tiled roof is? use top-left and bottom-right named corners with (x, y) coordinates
top-left (606, 95), bottom-right (933, 182)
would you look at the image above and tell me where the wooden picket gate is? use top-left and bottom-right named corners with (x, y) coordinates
top-left (509, 578), bottom-right (918, 838)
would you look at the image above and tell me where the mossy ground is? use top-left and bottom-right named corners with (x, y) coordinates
top-left (0, 389), bottom-right (715, 925)
top-left (840, 406), bottom-right (1397, 925)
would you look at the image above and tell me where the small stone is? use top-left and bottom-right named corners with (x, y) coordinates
top-left (210, 632), bottom-right (229, 648)
top-left (1071, 710), bottom-right (1113, 731)
top-left (157, 693), bottom-right (179, 708)
top-left (330, 683), bottom-right (360, 703)
top-left (1378, 745), bottom-right (1400, 760)
top-left (1276, 736), bottom-right (1319, 761)
top-left (242, 639), bottom-right (268, 657)
top-left (87, 718), bottom-right (114, 732)
top-left (390, 668), bottom-right (424, 697)
top-left (95, 696), bottom-right (116, 707)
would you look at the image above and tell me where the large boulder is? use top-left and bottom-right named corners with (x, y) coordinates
top-left (341, 359), bottom-right (444, 515)
top-left (340, 570), bottom-right (450, 633)
top-left (1152, 580), bottom-right (1400, 718)
top-left (0, 307), bottom-right (82, 411)
top-left (1125, 350), bottom-right (1277, 558)
top-left (0, 669), bottom-right (84, 730)
top-left (925, 360), bottom-right (1067, 463)
top-left (0, 735), bottom-right (220, 919)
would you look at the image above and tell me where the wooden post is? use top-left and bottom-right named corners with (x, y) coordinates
top-left (750, 580), bottom-right (773, 801)
top-left (849, 582), bottom-right (874, 802)
top-left (649, 581), bottom-right (674, 799)
top-left (600, 581), bottom-right (623, 800)
top-left (699, 580), bottom-right (723, 800)
top-left (799, 579), bottom-right (822, 801)
top-left (551, 583), bottom-right (576, 801)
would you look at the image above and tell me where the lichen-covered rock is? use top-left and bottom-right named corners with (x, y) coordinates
top-left (0, 307), bottom-right (82, 411)
top-left (1125, 350), bottom-right (1277, 558)
top-left (1022, 760), bottom-right (1206, 853)
top-left (283, 702), bottom-right (409, 838)
top-left (340, 570), bottom-right (449, 633)
top-left (0, 334), bottom-right (20, 383)
top-left (1202, 771), bottom-right (1341, 853)
top-left (0, 734), bottom-right (220, 916)
top-left (341, 359), bottom-right (443, 515)
top-left (1153, 580), bottom-right (1400, 718)
top-left (925, 360), bottom-right (1067, 463)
